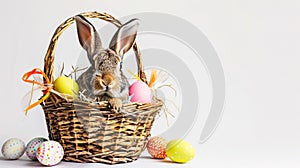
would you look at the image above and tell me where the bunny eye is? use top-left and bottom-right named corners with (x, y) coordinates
top-left (114, 56), bottom-right (121, 65)
top-left (116, 56), bottom-right (120, 62)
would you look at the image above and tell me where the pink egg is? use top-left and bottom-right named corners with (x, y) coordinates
top-left (36, 141), bottom-right (64, 166)
top-left (129, 81), bottom-right (152, 103)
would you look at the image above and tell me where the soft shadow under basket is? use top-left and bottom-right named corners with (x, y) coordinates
top-left (41, 11), bottom-right (163, 164)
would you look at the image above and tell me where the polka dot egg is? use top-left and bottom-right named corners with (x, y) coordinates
top-left (1, 138), bottom-right (26, 160)
top-left (147, 136), bottom-right (167, 159)
top-left (36, 141), bottom-right (64, 166)
top-left (166, 139), bottom-right (195, 163)
top-left (26, 137), bottom-right (48, 160)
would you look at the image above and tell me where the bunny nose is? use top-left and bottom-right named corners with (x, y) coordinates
top-left (102, 74), bottom-right (114, 87)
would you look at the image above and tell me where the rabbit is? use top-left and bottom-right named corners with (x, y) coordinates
top-left (74, 15), bottom-right (139, 111)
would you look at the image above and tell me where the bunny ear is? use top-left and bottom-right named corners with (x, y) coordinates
top-left (109, 19), bottom-right (139, 56)
top-left (75, 15), bottom-right (102, 63)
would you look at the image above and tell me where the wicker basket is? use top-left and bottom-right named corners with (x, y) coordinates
top-left (41, 11), bottom-right (163, 164)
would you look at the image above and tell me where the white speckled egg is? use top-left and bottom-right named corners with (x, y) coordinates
top-left (1, 138), bottom-right (26, 159)
top-left (36, 141), bottom-right (64, 166)
top-left (26, 137), bottom-right (48, 160)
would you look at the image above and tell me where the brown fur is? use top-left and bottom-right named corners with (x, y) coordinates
top-left (74, 15), bottom-right (139, 111)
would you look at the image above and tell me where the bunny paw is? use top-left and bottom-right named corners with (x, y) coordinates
top-left (108, 98), bottom-right (123, 112)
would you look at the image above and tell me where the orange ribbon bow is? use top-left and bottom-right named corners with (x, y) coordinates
top-left (22, 68), bottom-right (51, 114)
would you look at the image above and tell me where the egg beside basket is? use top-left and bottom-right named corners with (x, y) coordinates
top-left (30, 11), bottom-right (163, 164)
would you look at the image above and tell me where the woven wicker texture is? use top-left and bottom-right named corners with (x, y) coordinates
top-left (41, 11), bottom-right (162, 164)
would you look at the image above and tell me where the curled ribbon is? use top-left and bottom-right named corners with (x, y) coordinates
top-left (22, 68), bottom-right (51, 114)
top-left (148, 69), bottom-right (157, 88)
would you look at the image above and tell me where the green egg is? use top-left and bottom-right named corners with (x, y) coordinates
top-left (166, 139), bottom-right (195, 163)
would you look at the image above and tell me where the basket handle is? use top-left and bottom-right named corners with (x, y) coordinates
top-left (43, 11), bottom-right (147, 83)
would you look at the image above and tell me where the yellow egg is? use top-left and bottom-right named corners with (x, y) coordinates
top-left (166, 139), bottom-right (195, 163)
top-left (53, 76), bottom-right (79, 97)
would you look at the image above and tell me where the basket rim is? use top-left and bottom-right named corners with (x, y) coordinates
top-left (44, 91), bottom-right (164, 116)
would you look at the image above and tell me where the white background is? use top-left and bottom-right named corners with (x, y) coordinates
top-left (0, 0), bottom-right (299, 167)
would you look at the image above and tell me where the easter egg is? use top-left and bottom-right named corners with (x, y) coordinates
top-left (36, 141), bottom-right (64, 166)
top-left (166, 139), bottom-right (195, 163)
top-left (1, 138), bottom-right (26, 160)
top-left (147, 136), bottom-right (167, 159)
top-left (53, 76), bottom-right (79, 96)
top-left (25, 137), bottom-right (48, 160)
top-left (129, 81), bottom-right (152, 103)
